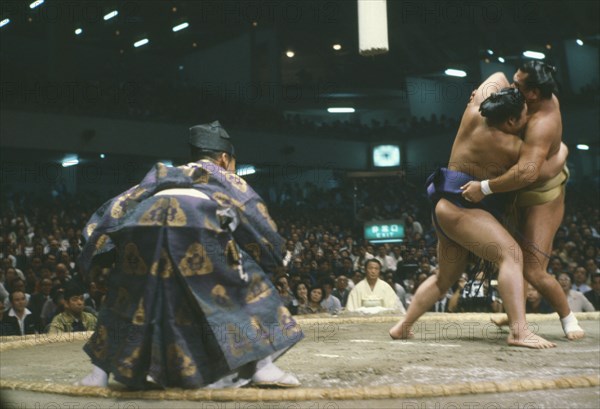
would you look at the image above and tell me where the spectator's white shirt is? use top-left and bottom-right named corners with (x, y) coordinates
top-left (0, 282), bottom-right (8, 302)
top-left (60, 239), bottom-right (70, 251)
top-left (15, 268), bottom-right (25, 281)
top-left (5, 254), bottom-right (17, 268)
top-left (375, 255), bottom-right (397, 272)
top-left (393, 283), bottom-right (408, 310)
top-left (282, 250), bottom-right (293, 267)
top-left (320, 294), bottom-right (342, 314)
top-left (572, 283), bottom-right (592, 293)
top-left (8, 308), bottom-right (33, 335)
top-left (567, 290), bottom-right (595, 312)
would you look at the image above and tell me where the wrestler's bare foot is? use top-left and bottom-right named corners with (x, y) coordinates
top-left (507, 328), bottom-right (556, 349)
top-left (565, 329), bottom-right (585, 340)
top-left (389, 321), bottom-right (415, 340)
top-left (490, 315), bottom-right (508, 328)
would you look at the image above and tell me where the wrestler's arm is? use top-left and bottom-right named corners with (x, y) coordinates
top-left (471, 72), bottom-right (510, 107)
top-left (538, 142), bottom-right (568, 182)
top-left (461, 116), bottom-right (554, 201)
top-left (487, 116), bottom-right (553, 193)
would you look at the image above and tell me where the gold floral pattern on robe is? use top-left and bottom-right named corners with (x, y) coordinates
top-left (256, 202), bottom-right (277, 231)
top-left (132, 298), bottom-right (145, 325)
top-left (122, 243), bottom-right (147, 275)
top-left (212, 192), bottom-right (246, 211)
top-left (167, 344), bottom-right (198, 377)
top-left (225, 240), bottom-right (240, 267)
top-left (179, 243), bottom-right (214, 276)
top-left (117, 346), bottom-right (141, 378)
top-left (89, 325), bottom-right (108, 360)
top-left (139, 198), bottom-right (187, 226)
top-left (211, 284), bottom-right (233, 309)
top-left (150, 248), bottom-right (173, 278)
top-left (245, 274), bottom-right (271, 304)
top-left (86, 223), bottom-right (97, 238)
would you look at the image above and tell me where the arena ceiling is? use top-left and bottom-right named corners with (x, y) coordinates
top-left (1, 0), bottom-right (599, 94)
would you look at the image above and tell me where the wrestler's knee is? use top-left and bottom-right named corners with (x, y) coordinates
top-left (524, 268), bottom-right (555, 287)
top-left (433, 271), bottom-right (454, 293)
top-left (495, 242), bottom-right (523, 268)
top-left (435, 200), bottom-right (460, 226)
top-left (522, 245), bottom-right (548, 272)
top-left (507, 243), bottom-right (523, 265)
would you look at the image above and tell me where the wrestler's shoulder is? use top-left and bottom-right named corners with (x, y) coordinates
top-left (526, 109), bottom-right (561, 135)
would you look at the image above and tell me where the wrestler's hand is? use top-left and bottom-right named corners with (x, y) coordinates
top-left (460, 181), bottom-right (485, 203)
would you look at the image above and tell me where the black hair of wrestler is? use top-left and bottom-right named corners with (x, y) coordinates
top-left (479, 87), bottom-right (525, 126)
top-left (519, 60), bottom-right (559, 99)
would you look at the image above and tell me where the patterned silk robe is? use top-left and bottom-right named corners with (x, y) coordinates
top-left (79, 160), bottom-right (303, 389)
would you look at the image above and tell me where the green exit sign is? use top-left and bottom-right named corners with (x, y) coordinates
top-left (364, 220), bottom-right (405, 243)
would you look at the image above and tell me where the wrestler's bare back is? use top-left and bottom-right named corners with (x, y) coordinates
top-left (446, 99), bottom-right (523, 181)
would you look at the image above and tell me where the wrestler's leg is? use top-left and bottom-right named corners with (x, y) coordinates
top-left (521, 191), bottom-right (583, 339)
top-left (491, 191), bottom-right (583, 339)
top-left (432, 200), bottom-right (555, 349)
top-left (389, 230), bottom-right (468, 339)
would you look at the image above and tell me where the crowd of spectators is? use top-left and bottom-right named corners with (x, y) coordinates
top-left (1, 173), bottom-right (599, 336)
top-left (1, 65), bottom-right (461, 141)
top-left (4, 63), bottom-right (599, 144)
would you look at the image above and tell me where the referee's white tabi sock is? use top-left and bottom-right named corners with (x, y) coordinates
top-left (76, 364), bottom-right (108, 387)
top-left (251, 355), bottom-right (300, 387)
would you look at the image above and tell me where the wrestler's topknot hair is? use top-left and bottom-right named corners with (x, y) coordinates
top-left (520, 60), bottom-right (559, 99)
top-left (479, 88), bottom-right (525, 126)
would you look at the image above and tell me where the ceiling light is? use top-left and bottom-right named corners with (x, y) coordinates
top-left (134, 38), bottom-right (149, 48)
top-left (358, 0), bottom-right (389, 56)
top-left (286, 50), bottom-right (295, 58)
top-left (172, 22), bottom-right (189, 32)
top-left (0, 19), bottom-right (10, 28)
top-left (328, 107), bottom-right (355, 113)
top-left (576, 144), bottom-right (589, 151)
top-left (29, 0), bottom-right (44, 9)
top-left (444, 69), bottom-right (467, 77)
top-left (498, 57), bottom-right (505, 63)
top-left (74, 28), bottom-right (82, 35)
top-left (522, 50), bottom-right (545, 59)
top-left (103, 10), bottom-right (118, 21)
top-left (576, 39), bottom-right (584, 46)
top-left (62, 157), bottom-right (79, 168)
top-left (486, 49), bottom-right (494, 55)
top-left (237, 165), bottom-right (256, 176)
top-left (100, 154), bottom-right (106, 159)
top-left (333, 44), bottom-right (342, 51)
